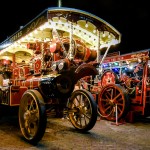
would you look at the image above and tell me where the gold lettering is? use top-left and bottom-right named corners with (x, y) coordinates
top-left (131, 53), bottom-right (145, 58)
top-left (10, 30), bottom-right (22, 42)
top-left (26, 16), bottom-right (45, 33)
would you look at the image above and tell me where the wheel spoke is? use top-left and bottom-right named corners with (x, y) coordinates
top-left (72, 98), bottom-right (79, 107)
top-left (117, 106), bottom-right (123, 114)
top-left (104, 105), bottom-right (112, 112)
top-left (117, 97), bottom-right (123, 102)
top-left (82, 108), bottom-right (91, 119)
top-left (110, 88), bottom-right (114, 100)
top-left (83, 113), bottom-right (91, 119)
top-left (79, 94), bottom-right (84, 105)
top-left (117, 103), bottom-right (123, 106)
top-left (105, 90), bottom-right (112, 98)
top-left (105, 92), bottom-right (111, 100)
top-left (75, 96), bottom-right (80, 103)
top-left (112, 93), bottom-right (122, 101)
top-left (28, 99), bottom-right (34, 110)
top-left (101, 98), bottom-right (110, 103)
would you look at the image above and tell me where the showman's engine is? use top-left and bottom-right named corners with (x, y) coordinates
top-left (0, 7), bottom-right (121, 144)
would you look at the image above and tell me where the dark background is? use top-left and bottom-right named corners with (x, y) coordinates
top-left (0, 0), bottom-right (150, 54)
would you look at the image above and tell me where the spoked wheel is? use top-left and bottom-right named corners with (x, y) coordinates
top-left (98, 84), bottom-right (130, 121)
top-left (19, 90), bottom-right (47, 145)
top-left (67, 89), bottom-right (97, 132)
top-left (101, 70), bottom-right (119, 87)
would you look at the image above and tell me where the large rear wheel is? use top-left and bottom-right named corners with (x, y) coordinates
top-left (98, 84), bottom-right (130, 121)
top-left (19, 90), bottom-right (47, 145)
top-left (67, 89), bottom-right (97, 132)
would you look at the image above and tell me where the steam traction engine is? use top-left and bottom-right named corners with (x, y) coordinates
top-left (98, 50), bottom-right (150, 122)
top-left (82, 49), bottom-right (150, 122)
top-left (0, 7), bottom-right (121, 144)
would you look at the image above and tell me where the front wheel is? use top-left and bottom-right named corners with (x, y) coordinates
top-left (19, 90), bottom-right (47, 145)
top-left (67, 89), bottom-right (97, 132)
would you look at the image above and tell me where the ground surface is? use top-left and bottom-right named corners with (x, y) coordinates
top-left (0, 114), bottom-right (150, 150)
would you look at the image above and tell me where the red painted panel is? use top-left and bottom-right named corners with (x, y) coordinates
top-left (10, 87), bottom-right (28, 106)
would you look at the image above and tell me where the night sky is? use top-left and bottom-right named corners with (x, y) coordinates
top-left (0, 0), bottom-right (150, 54)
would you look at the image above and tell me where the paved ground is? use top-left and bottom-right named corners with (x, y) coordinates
top-left (0, 114), bottom-right (150, 150)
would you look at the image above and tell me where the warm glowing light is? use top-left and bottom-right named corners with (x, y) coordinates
top-left (4, 56), bottom-right (9, 60)
top-left (93, 29), bottom-right (96, 33)
top-left (85, 23), bottom-right (88, 28)
top-left (34, 30), bottom-right (38, 34)
top-left (102, 33), bottom-right (105, 37)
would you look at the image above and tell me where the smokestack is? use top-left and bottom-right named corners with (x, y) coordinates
top-left (58, 0), bottom-right (62, 7)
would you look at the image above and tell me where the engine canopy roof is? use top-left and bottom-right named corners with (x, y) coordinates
top-left (0, 7), bottom-right (121, 63)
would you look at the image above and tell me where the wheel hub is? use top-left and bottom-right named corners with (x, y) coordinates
top-left (24, 110), bottom-right (38, 133)
top-left (79, 105), bottom-right (87, 114)
top-left (109, 99), bottom-right (115, 106)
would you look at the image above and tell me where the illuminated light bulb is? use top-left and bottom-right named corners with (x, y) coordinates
top-left (13, 42), bottom-right (18, 47)
top-left (93, 29), bottom-right (96, 33)
top-left (51, 21), bottom-right (56, 27)
top-left (76, 24), bottom-right (79, 28)
top-left (44, 22), bottom-right (50, 28)
top-left (44, 38), bottom-right (50, 42)
top-left (85, 23), bottom-right (88, 28)
top-left (39, 26), bottom-right (44, 31)
top-left (26, 36), bottom-right (30, 41)
top-left (64, 22), bottom-right (68, 27)
top-left (126, 61), bottom-right (130, 65)
top-left (21, 37), bottom-right (25, 42)
top-left (29, 33), bottom-right (33, 37)
top-left (102, 33), bottom-right (105, 37)
top-left (129, 65), bottom-right (133, 70)
top-left (138, 58), bottom-right (142, 63)
top-left (33, 38), bottom-right (36, 42)
top-left (58, 20), bottom-right (61, 24)
top-left (34, 30), bottom-right (38, 34)
top-left (110, 39), bottom-right (119, 46)
top-left (4, 56), bottom-right (9, 60)
top-left (114, 62), bottom-right (118, 66)
top-left (17, 40), bottom-right (21, 44)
